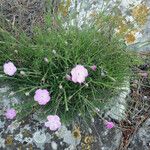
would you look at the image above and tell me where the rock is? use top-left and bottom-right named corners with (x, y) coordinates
top-left (91, 118), bottom-right (122, 150)
top-left (6, 121), bottom-right (21, 134)
top-left (51, 141), bottom-right (58, 150)
top-left (33, 130), bottom-right (47, 150)
top-left (45, 133), bottom-right (52, 143)
top-left (105, 79), bottom-right (130, 121)
top-left (129, 118), bottom-right (150, 150)
top-left (33, 131), bottom-right (46, 144)
top-left (56, 125), bottom-right (81, 146)
top-left (0, 0), bottom-right (150, 150)
top-left (0, 137), bottom-right (5, 149)
top-left (5, 135), bottom-right (13, 145)
top-left (64, 145), bottom-right (76, 150)
top-left (14, 133), bottom-right (23, 142)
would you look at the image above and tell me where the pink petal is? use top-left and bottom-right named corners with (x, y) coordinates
top-left (3, 62), bottom-right (17, 76)
top-left (71, 65), bottom-right (88, 84)
top-left (5, 108), bottom-right (16, 119)
top-left (90, 65), bottom-right (97, 71)
top-left (105, 121), bottom-right (115, 129)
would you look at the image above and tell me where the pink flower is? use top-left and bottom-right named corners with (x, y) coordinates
top-left (71, 65), bottom-right (88, 83)
top-left (5, 108), bottom-right (16, 119)
top-left (34, 89), bottom-right (51, 105)
top-left (105, 121), bottom-right (115, 129)
top-left (3, 61), bottom-right (17, 76)
top-left (45, 115), bottom-right (61, 131)
top-left (90, 65), bottom-right (97, 71)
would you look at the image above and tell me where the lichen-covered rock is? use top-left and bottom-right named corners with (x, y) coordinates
top-left (128, 119), bottom-right (150, 150)
top-left (0, 0), bottom-right (150, 150)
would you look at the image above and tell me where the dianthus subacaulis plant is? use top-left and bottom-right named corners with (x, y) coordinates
top-left (0, 9), bottom-right (138, 129)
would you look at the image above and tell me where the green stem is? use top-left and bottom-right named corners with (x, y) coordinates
top-left (63, 89), bottom-right (69, 111)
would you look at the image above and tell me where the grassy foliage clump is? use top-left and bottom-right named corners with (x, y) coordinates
top-left (0, 13), bottom-right (137, 122)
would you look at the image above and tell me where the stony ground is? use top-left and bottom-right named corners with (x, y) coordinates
top-left (0, 63), bottom-right (149, 150)
top-left (0, 0), bottom-right (150, 150)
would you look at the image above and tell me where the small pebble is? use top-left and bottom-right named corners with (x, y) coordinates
top-left (51, 141), bottom-right (58, 150)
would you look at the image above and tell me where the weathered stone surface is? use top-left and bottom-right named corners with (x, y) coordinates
top-left (128, 119), bottom-right (150, 150)
top-left (0, 0), bottom-right (150, 150)
top-left (88, 118), bottom-right (122, 150)
top-left (0, 84), bottom-right (123, 150)
top-left (105, 79), bottom-right (130, 121)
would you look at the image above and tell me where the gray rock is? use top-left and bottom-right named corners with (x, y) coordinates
top-left (105, 79), bottom-right (130, 121)
top-left (33, 131), bottom-right (46, 144)
top-left (56, 125), bottom-right (81, 146)
top-left (129, 119), bottom-right (150, 150)
top-left (0, 137), bottom-right (5, 149)
top-left (91, 119), bottom-right (122, 150)
top-left (0, 1), bottom-right (150, 150)
top-left (33, 130), bottom-right (47, 150)
top-left (51, 141), bottom-right (58, 150)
